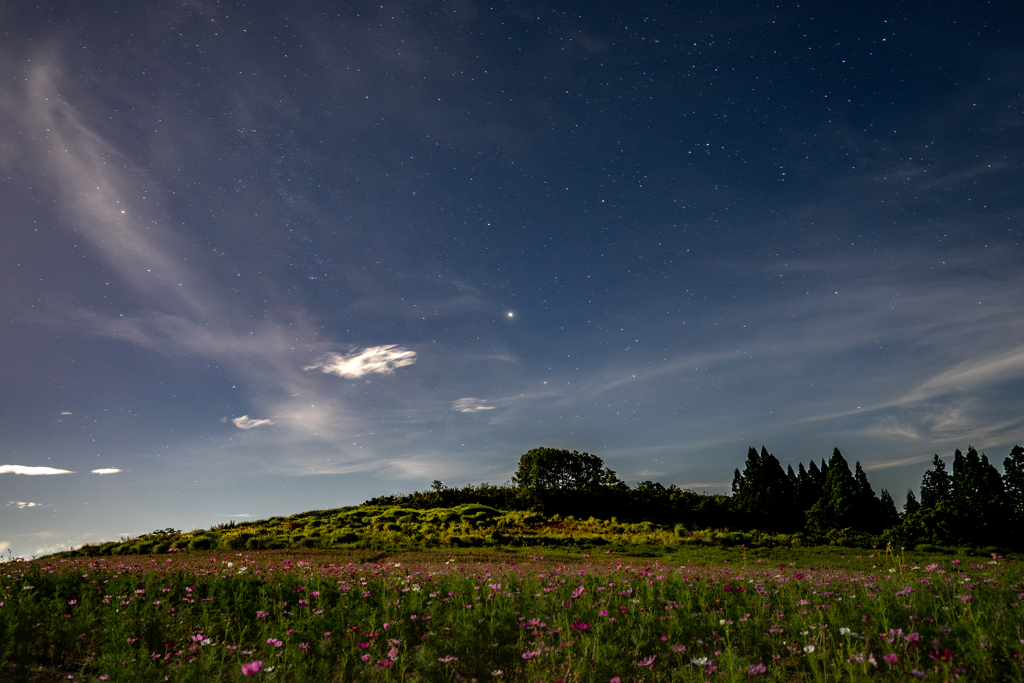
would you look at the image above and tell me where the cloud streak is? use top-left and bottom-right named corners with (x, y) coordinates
top-left (0, 465), bottom-right (73, 475)
top-left (232, 416), bottom-right (274, 430)
top-left (305, 345), bottom-right (417, 379)
top-left (451, 398), bottom-right (496, 413)
top-left (91, 468), bottom-right (122, 474)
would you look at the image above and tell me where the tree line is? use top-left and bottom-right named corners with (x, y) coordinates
top-left (364, 444), bottom-right (1024, 549)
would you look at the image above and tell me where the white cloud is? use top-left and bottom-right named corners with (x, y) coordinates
top-left (60, 411), bottom-right (72, 415)
top-left (451, 397), bottom-right (496, 413)
top-left (0, 465), bottom-right (73, 475)
top-left (305, 345), bottom-right (417, 379)
top-left (228, 513), bottom-right (253, 517)
top-left (232, 415), bottom-right (274, 430)
top-left (33, 541), bottom-right (74, 557)
top-left (7, 501), bottom-right (42, 508)
top-left (91, 468), bottom-right (122, 474)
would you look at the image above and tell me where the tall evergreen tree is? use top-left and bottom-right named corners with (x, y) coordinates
top-left (878, 489), bottom-right (901, 529)
top-left (731, 446), bottom-right (797, 532)
top-left (852, 461), bottom-right (881, 531)
top-left (805, 448), bottom-right (857, 533)
top-left (904, 488), bottom-right (921, 516)
top-left (800, 461), bottom-right (823, 512)
top-left (919, 454), bottom-right (952, 508)
top-left (1004, 445), bottom-right (1024, 539)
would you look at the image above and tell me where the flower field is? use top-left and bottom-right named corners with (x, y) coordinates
top-left (1, 549), bottom-right (1021, 682)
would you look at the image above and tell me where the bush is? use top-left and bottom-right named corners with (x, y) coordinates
top-left (189, 536), bottom-right (215, 551)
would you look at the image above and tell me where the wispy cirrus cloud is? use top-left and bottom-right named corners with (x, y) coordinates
top-left (232, 416), bottom-right (274, 430)
top-left (7, 501), bottom-right (43, 508)
top-left (0, 465), bottom-right (73, 475)
top-left (304, 345), bottom-right (417, 379)
top-left (91, 468), bottom-right (122, 474)
top-left (451, 397), bottom-right (496, 413)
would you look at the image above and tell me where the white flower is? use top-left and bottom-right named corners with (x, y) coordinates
top-left (803, 645), bottom-right (815, 654)
top-left (839, 627), bottom-right (852, 636)
top-left (691, 657), bottom-right (709, 665)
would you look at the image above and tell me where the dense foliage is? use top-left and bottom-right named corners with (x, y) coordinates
top-left (51, 444), bottom-right (1024, 560)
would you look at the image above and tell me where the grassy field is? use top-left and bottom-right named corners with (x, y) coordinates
top-left (2, 544), bottom-right (1021, 682)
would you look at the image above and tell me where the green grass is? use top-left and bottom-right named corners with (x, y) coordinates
top-left (2, 545), bottom-right (1021, 682)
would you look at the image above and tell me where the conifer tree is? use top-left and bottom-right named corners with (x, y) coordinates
top-left (904, 488), bottom-right (921, 516)
top-left (853, 461), bottom-right (881, 531)
top-left (919, 454), bottom-right (952, 508)
top-left (731, 446), bottom-right (797, 532)
top-left (1004, 445), bottom-right (1024, 540)
top-left (878, 489), bottom-right (901, 529)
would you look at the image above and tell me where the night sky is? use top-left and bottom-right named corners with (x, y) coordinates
top-left (2, 0), bottom-right (1022, 558)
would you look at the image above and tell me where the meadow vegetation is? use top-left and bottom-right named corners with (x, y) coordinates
top-left (3, 444), bottom-right (1022, 680)
top-left (2, 547), bottom-right (1022, 681)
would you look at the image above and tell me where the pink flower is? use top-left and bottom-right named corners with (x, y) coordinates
top-left (637, 655), bottom-right (656, 668)
top-left (748, 663), bottom-right (767, 675)
top-left (569, 620), bottom-right (591, 631)
top-left (673, 645), bottom-right (687, 653)
top-left (241, 660), bottom-right (264, 676)
top-left (883, 653), bottom-right (898, 665)
top-left (572, 586), bottom-right (585, 599)
top-left (361, 654), bottom-right (371, 662)
top-left (599, 609), bottom-right (609, 617)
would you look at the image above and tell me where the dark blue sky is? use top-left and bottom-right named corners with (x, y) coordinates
top-left (2, 0), bottom-right (1022, 558)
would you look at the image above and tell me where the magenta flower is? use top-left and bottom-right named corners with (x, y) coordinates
top-left (438, 655), bottom-right (458, 663)
top-left (883, 653), bottom-right (898, 665)
top-left (637, 655), bottom-right (656, 668)
top-left (672, 645), bottom-right (687, 654)
top-left (748, 663), bottom-right (767, 675)
top-left (570, 620), bottom-right (591, 631)
top-left (361, 654), bottom-right (371, 663)
top-left (572, 586), bottom-right (585, 599)
top-left (241, 660), bottom-right (264, 676)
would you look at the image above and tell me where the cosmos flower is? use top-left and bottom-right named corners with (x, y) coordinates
top-left (240, 660), bottom-right (263, 676)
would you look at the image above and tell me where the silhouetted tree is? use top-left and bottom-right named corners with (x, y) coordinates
top-left (805, 448), bottom-right (857, 534)
top-left (852, 461), bottom-right (881, 531)
top-left (919, 454), bottom-right (952, 508)
top-left (903, 488), bottom-right (921, 516)
top-left (731, 446), bottom-right (797, 532)
top-left (878, 489), bottom-right (901, 529)
top-left (1004, 445), bottom-right (1024, 539)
